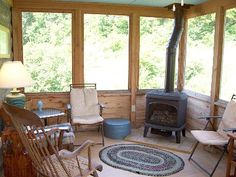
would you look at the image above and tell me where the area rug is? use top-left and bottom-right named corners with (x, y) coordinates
top-left (99, 144), bottom-right (184, 176)
top-left (125, 127), bottom-right (195, 153)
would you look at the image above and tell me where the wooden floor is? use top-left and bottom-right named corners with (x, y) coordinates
top-left (77, 131), bottom-right (227, 177)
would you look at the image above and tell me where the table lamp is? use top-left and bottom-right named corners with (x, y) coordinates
top-left (0, 61), bottom-right (32, 108)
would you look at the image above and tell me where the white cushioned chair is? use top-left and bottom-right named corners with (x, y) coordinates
top-left (67, 83), bottom-right (104, 146)
top-left (189, 94), bottom-right (236, 177)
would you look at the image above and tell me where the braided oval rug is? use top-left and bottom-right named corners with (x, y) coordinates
top-left (99, 144), bottom-right (184, 176)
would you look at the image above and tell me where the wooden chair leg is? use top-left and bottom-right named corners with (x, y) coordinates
top-left (93, 170), bottom-right (99, 177)
top-left (226, 138), bottom-right (234, 177)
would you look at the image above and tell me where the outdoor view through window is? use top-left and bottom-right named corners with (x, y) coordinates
top-left (139, 17), bottom-right (174, 89)
top-left (22, 12), bottom-right (72, 92)
top-left (84, 14), bottom-right (129, 90)
top-left (220, 7), bottom-right (236, 101)
top-left (185, 13), bottom-right (215, 95)
top-left (21, 10), bottom-right (236, 97)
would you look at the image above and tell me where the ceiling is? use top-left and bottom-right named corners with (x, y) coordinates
top-left (61, 0), bottom-right (209, 7)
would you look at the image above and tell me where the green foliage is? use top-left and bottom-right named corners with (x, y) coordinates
top-left (225, 8), bottom-right (236, 41)
top-left (139, 17), bottom-right (173, 89)
top-left (84, 14), bottom-right (129, 90)
top-left (22, 12), bottom-right (72, 92)
top-left (185, 13), bottom-right (215, 95)
top-left (185, 61), bottom-right (204, 85)
top-left (110, 41), bottom-right (123, 52)
top-left (188, 14), bottom-right (215, 47)
top-left (98, 15), bottom-right (128, 38)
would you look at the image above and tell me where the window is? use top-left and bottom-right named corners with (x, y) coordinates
top-left (185, 13), bottom-right (215, 95)
top-left (220, 8), bottom-right (236, 101)
top-left (84, 14), bottom-right (129, 90)
top-left (139, 17), bottom-right (174, 89)
top-left (22, 12), bottom-right (72, 92)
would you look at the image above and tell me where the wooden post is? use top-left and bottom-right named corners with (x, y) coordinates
top-left (73, 10), bottom-right (84, 84)
top-left (129, 14), bottom-right (140, 127)
top-left (210, 6), bottom-right (225, 125)
top-left (12, 9), bottom-right (23, 61)
top-left (177, 17), bottom-right (188, 92)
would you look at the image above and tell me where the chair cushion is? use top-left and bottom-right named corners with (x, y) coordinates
top-left (70, 88), bottom-right (100, 117)
top-left (45, 123), bottom-right (75, 145)
top-left (191, 130), bottom-right (228, 145)
top-left (218, 99), bottom-right (236, 139)
top-left (72, 115), bottom-right (104, 124)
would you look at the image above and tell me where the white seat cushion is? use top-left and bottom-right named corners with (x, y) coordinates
top-left (72, 115), bottom-right (104, 124)
top-left (191, 130), bottom-right (228, 146)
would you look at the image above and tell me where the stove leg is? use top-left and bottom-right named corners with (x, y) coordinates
top-left (143, 126), bottom-right (149, 137)
top-left (175, 131), bottom-right (181, 143)
top-left (182, 129), bottom-right (186, 137)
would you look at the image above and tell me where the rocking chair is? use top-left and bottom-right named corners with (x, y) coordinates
top-left (2, 102), bottom-right (103, 177)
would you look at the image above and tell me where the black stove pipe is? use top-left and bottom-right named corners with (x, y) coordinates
top-left (164, 4), bottom-right (184, 92)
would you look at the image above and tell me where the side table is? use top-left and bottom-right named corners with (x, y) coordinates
top-left (33, 108), bottom-right (66, 125)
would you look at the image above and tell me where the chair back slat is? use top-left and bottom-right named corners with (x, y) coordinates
top-left (70, 83), bottom-right (96, 91)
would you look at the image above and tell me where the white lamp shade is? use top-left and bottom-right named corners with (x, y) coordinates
top-left (0, 61), bottom-right (33, 88)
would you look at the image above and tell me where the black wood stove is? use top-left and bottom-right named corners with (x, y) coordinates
top-left (143, 4), bottom-right (187, 143)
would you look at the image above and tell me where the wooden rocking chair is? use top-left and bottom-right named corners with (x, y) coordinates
top-left (2, 102), bottom-right (103, 177)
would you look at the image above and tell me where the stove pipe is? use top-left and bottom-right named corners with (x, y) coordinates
top-left (165, 4), bottom-right (184, 92)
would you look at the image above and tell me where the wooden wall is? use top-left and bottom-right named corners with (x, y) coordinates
top-left (11, 0), bottom-right (236, 129)
top-left (0, 0), bottom-right (13, 117)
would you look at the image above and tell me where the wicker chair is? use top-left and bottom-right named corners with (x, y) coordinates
top-left (2, 102), bottom-right (103, 177)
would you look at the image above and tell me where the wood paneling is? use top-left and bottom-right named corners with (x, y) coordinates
top-left (186, 96), bottom-right (211, 130)
top-left (26, 92), bottom-right (130, 121)
top-left (135, 94), bottom-right (145, 127)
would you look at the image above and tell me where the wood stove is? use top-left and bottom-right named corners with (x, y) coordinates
top-left (144, 90), bottom-right (187, 143)
top-left (143, 4), bottom-right (187, 143)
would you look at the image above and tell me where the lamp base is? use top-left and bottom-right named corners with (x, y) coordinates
top-left (5, 93), bottom-right (26, 108)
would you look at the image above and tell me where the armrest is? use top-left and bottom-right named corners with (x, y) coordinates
top-left (98, 103), bottom-right (105, 109)
top-left (66, 103), bottom-right (71, 110)
top-left (227, 132), bottom-right (236, 139)
top-left (224, 128), bottom-right (236, 133)
top-left (59, 140), bottom-right (94, 159)
top-left (44, 127), bottom-right (59, 134)
top-left (44, 123), bottom-right (72, 132)
top-left (198, 116), bottom-right (222, 120)
top-left (66, 104), bottom-right (71, 123)
top-left (199, 116), bottom-right (222, 130)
